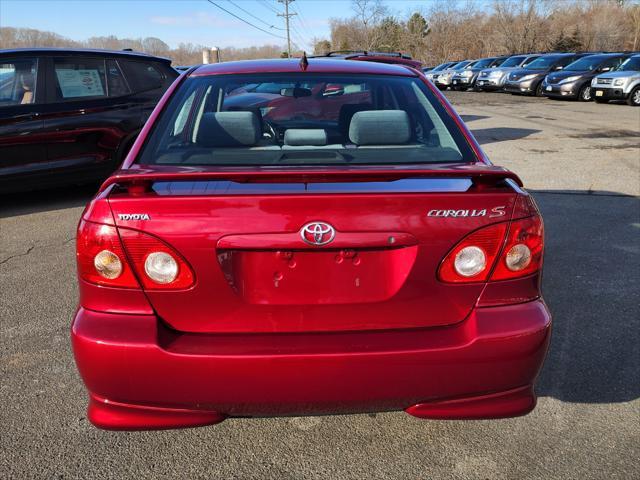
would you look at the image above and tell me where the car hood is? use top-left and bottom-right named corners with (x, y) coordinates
top-left (507, 68), bottom-right (547, 80)
top-left (595, 70), bottom-right (640, 80)
top-left (546, 70), bottom-right (590, 83)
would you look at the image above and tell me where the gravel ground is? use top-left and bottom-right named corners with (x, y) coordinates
top-left (1, 91), bottom-right (639, 479)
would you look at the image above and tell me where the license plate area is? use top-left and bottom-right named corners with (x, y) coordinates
top-left (217, 247), bottom-right (418, 305)
top-left (596, 90), bottom-right (603, 96)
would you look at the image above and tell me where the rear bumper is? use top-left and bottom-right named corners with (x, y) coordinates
top-left (72, 300), bottom-right (551, 430)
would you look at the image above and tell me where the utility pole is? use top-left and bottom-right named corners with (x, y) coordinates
top-left (277, 0), bottom-right (296, 57)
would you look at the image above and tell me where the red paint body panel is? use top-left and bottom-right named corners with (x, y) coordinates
top-left (72, 59), bottom-right (552, 429)
top-left (72, 300), bottom-right (550, 429)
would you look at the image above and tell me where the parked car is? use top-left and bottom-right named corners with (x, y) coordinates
top-left (434, 60), bottom-right (472, 90)
top-left (476, 54), bottom-right (541, 91)
top-left (72, 58), bottom-right (550, 430)
top-left (312, 50), bottom-right (422, 69)
top-left (0, 48), bottom-right (178, 193)
top-left (504, 52), bottom-right (587, 96)
top-left (591, 54), bottom-right (640, 106)
top-left (542, 53), bottom-right (629, 101)
top-left (451, 56), bottom-right (508, 91)
top-left (423, 61), bottom-right (457, 82)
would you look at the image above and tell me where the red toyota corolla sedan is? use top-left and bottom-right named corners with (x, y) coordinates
top-left (71, 58), bottom-right (551, 430)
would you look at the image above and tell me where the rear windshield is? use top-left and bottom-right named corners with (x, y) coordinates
top-left (137, 73), bottom-right (475, 167)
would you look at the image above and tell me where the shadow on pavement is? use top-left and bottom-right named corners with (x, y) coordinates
top-left (459, 114), bottom-right (490, 123)
top-left (532, 189), bottom-right (640, 404)
top-left (472, 127), bottom-right (541, 144)
top-left (0, 183), bottom-right (98, 219)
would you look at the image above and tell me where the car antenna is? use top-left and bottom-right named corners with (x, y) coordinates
top-left (299, 51), bottom-right (309, 71)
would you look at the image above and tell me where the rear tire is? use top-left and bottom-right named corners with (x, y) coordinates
top-left (628, 87), bottom-right (640, 106)
top-left (578, 84), bottom-right (593, 102)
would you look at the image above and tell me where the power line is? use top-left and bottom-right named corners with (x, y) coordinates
top-left (226, 0), bottom-right (285, 31)
top-left (205, 0), bottom-right (287, 40)
top-left (258, 0), bottom-right (280, 15)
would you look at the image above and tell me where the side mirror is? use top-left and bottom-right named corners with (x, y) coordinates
top-left (599, 67), bottom-right (611, 72)
top-left (553, 65), bottom-right (564, 71)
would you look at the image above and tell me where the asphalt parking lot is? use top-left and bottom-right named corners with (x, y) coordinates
top-left (1, 91), bottom-right (638, 479)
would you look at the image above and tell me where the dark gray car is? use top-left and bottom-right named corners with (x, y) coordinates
top-left (542, 53), bottom-right (629, 101)
top-left (504, 53), bottom-right (588, 96)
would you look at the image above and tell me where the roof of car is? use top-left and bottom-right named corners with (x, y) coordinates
top-left (0, 47), bottom-right (171, 63)
top-left (191, 58), bottom-right (418, 77)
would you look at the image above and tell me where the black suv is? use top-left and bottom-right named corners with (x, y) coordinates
top-left (0, 48), bottom-right (178, 193)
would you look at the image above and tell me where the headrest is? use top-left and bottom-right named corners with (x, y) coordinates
top-left (196, 111), bottom-right (261, 147)
top-left (338, 103), bottom-right (372, 139)
top-left (349, 110), bottom-right (411, 146)
top-left (284, 129), bottom-right (328, 146)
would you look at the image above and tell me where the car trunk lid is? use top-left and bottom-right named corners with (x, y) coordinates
top-left (106, 165), bottom-right (520, 333)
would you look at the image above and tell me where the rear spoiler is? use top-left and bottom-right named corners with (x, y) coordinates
top-left (100, 164), bottom-right (523, 194)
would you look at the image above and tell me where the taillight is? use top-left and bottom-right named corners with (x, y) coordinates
top-left (438, 222), bottom-right (508, 283)
top-left (438, 214), bottom-right (544, 284)
top-left (491, 216), bottom-right (543, 281)
top-left (76, 221), bottom-right (139, 288)
top-left (76, 221), bottom-right (195, 290)
top-left (119, 228), bottom-right (195, 290)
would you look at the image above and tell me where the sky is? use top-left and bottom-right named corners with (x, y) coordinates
top-left (0, 0), bottom-right (436, 51)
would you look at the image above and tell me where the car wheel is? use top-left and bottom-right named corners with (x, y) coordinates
top-left (535, 82), bottom-right (544, 97)
top-left (579, 85), bottom-right (593, 102)
top-left (628, 87), bottom-right (640, 106)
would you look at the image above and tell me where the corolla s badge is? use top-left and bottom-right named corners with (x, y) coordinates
top-left (300, 222), bottom-right (335, 246)
top-left (427, 206), bottom-right (506, 218)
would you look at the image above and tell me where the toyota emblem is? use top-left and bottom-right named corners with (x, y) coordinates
top-left (300, 222), bottom-right (335, 246)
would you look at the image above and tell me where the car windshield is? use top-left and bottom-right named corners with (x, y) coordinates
top-left (432, 63), bottom-right (451, 72)
top-left (473, 58), bottom-right (495, 68)
top-left (452, 61), bottom-right (471, 70)
top-left (525, 56), bottom-right (563, 70)
top-left (564, 56), bottom-right (606, 71)
top-left (137, 73), bottom-right (474, 167)
top-left (616, 56), bottom-right (640, 71)
top-left (500, 56), bottom-right (526, 68)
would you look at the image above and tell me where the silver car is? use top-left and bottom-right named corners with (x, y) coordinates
top-left (476, 54), bottom-right (541, 91)
top-left (434, 60), bottom-right (472, 90)
top-left (591, 54), bottom-right (640, 106)
top-left (424, 61), bottom-right (456, 83)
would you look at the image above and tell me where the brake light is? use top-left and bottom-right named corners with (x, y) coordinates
top-left (76, 221), bottom-right (195, 290)
top-left (438, 215), bottom-right (543, 284)
top-left (119, 228), bottom-right (195, 290)
top-left (76, 221), bottom-right (139, 288)
top-left (491, 216), bottom-right (543, 281)
top-left (438, 222), bottom-right (508, 283)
